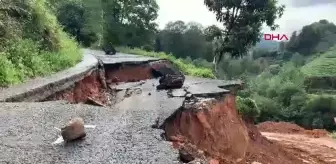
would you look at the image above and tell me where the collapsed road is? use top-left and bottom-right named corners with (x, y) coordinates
top-left (0, 49), bottom-right (323, 164)
top-left (0, 49), bottom-right (242, 163)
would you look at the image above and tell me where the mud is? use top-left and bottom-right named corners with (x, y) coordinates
top-left (257, 121), bottom-right (329, 138)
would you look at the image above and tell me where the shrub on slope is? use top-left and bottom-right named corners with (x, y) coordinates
top-left (0, 0), bottom-right (81, 86)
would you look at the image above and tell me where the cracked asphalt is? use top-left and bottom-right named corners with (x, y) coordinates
top-left (0, 50), bottom-right (241, 164)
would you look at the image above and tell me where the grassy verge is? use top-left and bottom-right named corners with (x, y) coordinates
top-left (117, 47), bottom-right (215, 78)
top-left (0, 0), bottom-right (82, 87)
top-left (0, 38), bottom-right (81, 87)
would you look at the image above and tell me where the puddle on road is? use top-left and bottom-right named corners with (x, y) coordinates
top-left (51, 125), bottom-right (97, 145)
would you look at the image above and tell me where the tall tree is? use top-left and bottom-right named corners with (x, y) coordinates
top-left (204, 0), bottom-right (285, 71)
top-left (158, 21), bottom-right (212, 60)
top-left (53, 0), bottom-right (159, 47)
top-left (160, 21), bottom-right (187, 57)
top-left (285, 20), bottom-right (336, 55)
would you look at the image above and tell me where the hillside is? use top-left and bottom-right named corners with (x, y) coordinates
top-left (0, 0), bottom-right (81, 87)
top-left (255, 39), bottom-right (280, 50)
top-left (302, 46), bottom-right (336, 77)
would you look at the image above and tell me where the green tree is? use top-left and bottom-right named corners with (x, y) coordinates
top-left (291, 53), bottom-right (305, 66)
top-left (158, 21), bottom-right (213, 60)
top-left (285, 20), bottom-right (336, 55)
top-left (285, 31), bottom-right (298, 52)
top-left (160, 21), bottom-right (187, 58)
top-left (56, 1), bottom-right (98, 46)
top-left (54, 0), bottom-right (159, 47)
top-left (183, 22), bottom-right (207, 59)
top-left (204, 0), bottom-right (285, 71)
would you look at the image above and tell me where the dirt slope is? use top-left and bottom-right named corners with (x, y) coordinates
top-left (257, 121), bottom-right (329, 138)
top-left (257, 121), bottom-right (336, 164)
top-left (262, 132), bottom-right (336, 164)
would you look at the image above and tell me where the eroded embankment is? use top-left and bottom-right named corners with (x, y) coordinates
top-left (43, 69), bottom-right (110, 105)
top-left (160, 94), bottom-right (306, 164)
top-left (43, 59), bottom-right (177, 106)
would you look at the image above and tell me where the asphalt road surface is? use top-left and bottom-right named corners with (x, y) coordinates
top-left (0, 73), bottom-right (235, 164)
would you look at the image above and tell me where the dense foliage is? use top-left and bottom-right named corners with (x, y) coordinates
top-left (284, 20), bottom-right (336, 55)
top-left (0, 0), bottom-right (81, 86)
top-left (51, 0), bottom-right (159, 48)
top-left (117, 47), bottom-right (215, 78)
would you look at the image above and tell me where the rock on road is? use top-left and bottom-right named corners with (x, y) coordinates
top-left (0, 81), bottom-right (182, 164)
top-left (0, 76), bottom-right (236, 163)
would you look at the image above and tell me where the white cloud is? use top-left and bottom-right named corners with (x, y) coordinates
top-left (156, 0), bottom-right (336, 36)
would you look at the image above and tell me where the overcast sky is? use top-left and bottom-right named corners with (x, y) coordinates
top-left (156, 0), bottom-right (336, 36)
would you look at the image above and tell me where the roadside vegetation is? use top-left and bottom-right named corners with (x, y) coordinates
top-left (0, 0), bottom-right (81, 87)
top-left (117, 47), bottom-right (215, 78)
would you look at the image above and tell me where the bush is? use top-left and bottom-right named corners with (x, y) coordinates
top-left (117, 47), bottom-right (216, 78)
top-left (304, 76), bottom-right (336, 90)
top-left (0, 54), bottom-right (21, 86)
top-left (291, 53), bottom-right (305, 66)
top-left (237, 96), bottom-right (260, 121)
top-left (276, 82), bottom-right (306, 107)
top-left (192, 58), bottom-right (213, 69)
top-left (269, 64), bottom-right (280, 75)
top-left (0, 0), bottom-right (81, 86)
top-left (301, 95), bottom-right (336, 130)
top-left (252, 95), bottom-right (283, 122)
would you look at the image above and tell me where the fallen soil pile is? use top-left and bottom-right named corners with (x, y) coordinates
top-left (257, 121), bottom-right (329, 138)
top-left (161, 96), bottom-right (306, 164)
top-left (262, 132), bottom-right (336, 164)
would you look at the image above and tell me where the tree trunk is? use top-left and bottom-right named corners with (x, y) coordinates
top-left (213, 56), bottom-right (218, 73)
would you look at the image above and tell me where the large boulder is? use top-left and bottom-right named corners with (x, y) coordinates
top-left (61, 117), bottom-right (86, 142)
top-left (157, 74), bottom-right (185, 90)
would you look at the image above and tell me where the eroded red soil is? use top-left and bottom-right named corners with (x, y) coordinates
top-left (44, 70), bottom-right (108, 105)
top-left (163, 95), bottom-right (306, 164)
top-left (105, 65), bottom-right (153, 83)
top-left (257, 121), bottom-right (329, 138)
top-left (262, 132), bottom-right (336, 164)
